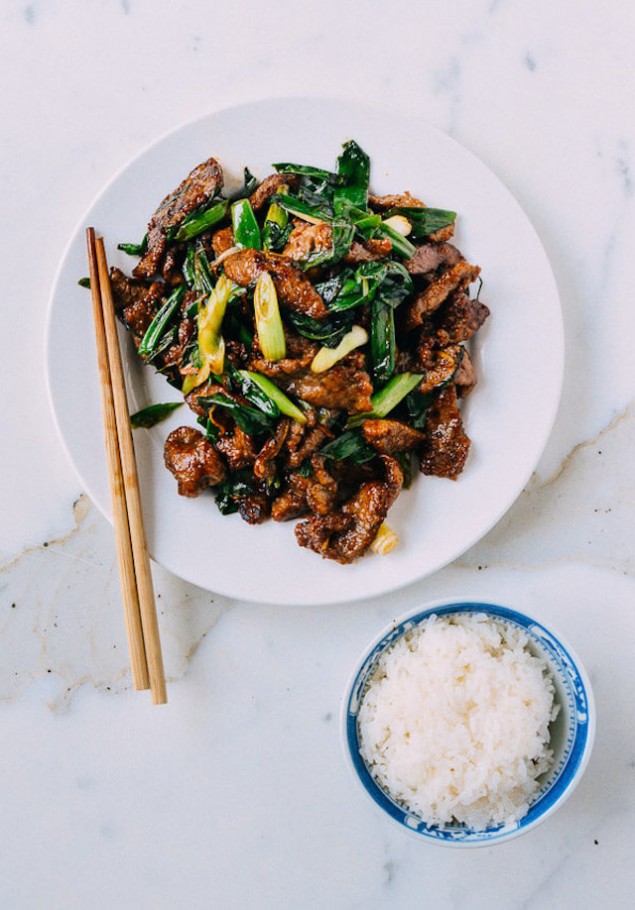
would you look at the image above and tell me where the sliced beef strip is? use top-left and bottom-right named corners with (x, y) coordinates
top-left (250, 351), bottom-right (373, 414)
top-left (161, 243), bottom-right (189, 284)
top-left (282, 221), bottom-right (332, 262)
top-left (407, 288), bottom-right (490, 375)
top-left (253, 419), bottom-right (291, 480)
top-left (295, 456), bottom-right (403, 564)
top-left (164, 426), bottom-right (227, 497)
top-left (211, 225), bottom-right (235, 257)
top-left (343, 238), bottom-right (392, 264)
top-left (429, 223), bottom-right (455, 243)
top-left (368, 191), bottom-right (425, 210)
top-left (419, 384), bottom-right (470, 480)
top-left (283, 329), bottom-right (319, 360)
top-left (271, 455), bottom-right (338, 521)
top-left (305, 456), bottom-right (339, 515)
top-left (134, 157), bottom-right (224, 279)
top-left (222, 248), bottom-right (328, 319)
top-left (271, 472), bottom-right (311, 522)
top-left (404, 260), bottom-right (481, 331)
top-left (284, 422), bottom-right (333, 469)
top-left (454, 348), bottom-right (478, 397)
top-left (238, 492), bottom-right (270, 525)
top-left (434, 291), bottom-right (490, 348)
top-left (215, 427), bottom-right (257, 472)
top-left (361, 419), bottom-right (426, 454)
top-left (404, 242), bottom-right (462, 278)
top-left (248, 173), bottom-right (299, 212)
top-left (412, 343), bottom-right (464, 394)
top-left (110, 267), bottom-right (165, 346)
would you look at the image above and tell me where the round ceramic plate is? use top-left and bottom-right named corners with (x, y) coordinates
top-left (46, 98), bottom-right (563, 605)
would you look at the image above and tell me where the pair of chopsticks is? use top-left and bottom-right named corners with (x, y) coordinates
top-left (86, 228), bottom-right (167, 705)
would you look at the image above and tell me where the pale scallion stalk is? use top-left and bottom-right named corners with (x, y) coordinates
top-left (254, 272), bottom-right (286, 361)
top-left (378, 221), bottom-right (417, 258)
top-left (381, 214), bottom-right (412, 237)
top-left (310, 325), bottom-right (368, 373)
top-left (370, 522), bottom-right (399, 555)
top-left (181, 276), bottom-right (234, 393)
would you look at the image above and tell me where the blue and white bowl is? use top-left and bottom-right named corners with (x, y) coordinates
top-left (342, 600), bottom-right (595, 846)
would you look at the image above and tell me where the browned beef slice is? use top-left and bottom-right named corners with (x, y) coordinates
top-left (271, 472), bottom-right (311, 521)
top-left (343, 238), bottom-right (392, 264)
top-left (253, 419), bottom-right (290, 479)
top-left (238, 493), bottom-right (270, 524)
top-left (417, 344), bottom-right (464, 394)
top-left (419, 385), bottom-right (470, 480)
top-left (413, 289), bottom-right (488, 372)
top-left (434, 291), bottom-right (490, 347)
top-left (215, 427), bottom-right (257, 471)
top-left (134, 157), bottom-right (224, 279)
top-left (454, 348), bottom-right (478, 396)
top-left (284, 422), bottom-right (333, 469)
top-left (223, 249), bottom-right (328, 319)
top-left (362, 419), bottom-right (426, 454)
top-left (305, 456), bottom-right (338, 515)
top-left (249, 173), bottom-right (299, 211)
top-left (211, 226), bottom-right (235, 257)
top-left (250, 352), bottom-right (373, 414)
top-left (429, 224), bottom-right (455, 243)
top-left (404, 242), bottom-right (463, 278)
top-left (271, 454), bottom-right (338, 522)
top-left (282, 221), bottom-right (332, 261)
top-left (283, 330), bottom-right (319, 360)
top-left (164, 426), bottom-right (227, 496)
top-left (368, 191), bottom-right (425, 210)
top-left (404, 260), bottom-right (481, 330)
top-left (295, 456), bottom-right (403, 563)
top-left (109, 267), bottom-right (165, 345)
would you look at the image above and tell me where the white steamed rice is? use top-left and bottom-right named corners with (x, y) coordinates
top-left (357, 613), bottom-right (559, 829)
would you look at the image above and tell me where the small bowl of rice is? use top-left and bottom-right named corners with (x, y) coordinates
top-left (342, 600), bottom-right (595, 846)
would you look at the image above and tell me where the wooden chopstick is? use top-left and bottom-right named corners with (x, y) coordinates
top-left (86, 227), bottom-right (167, 705)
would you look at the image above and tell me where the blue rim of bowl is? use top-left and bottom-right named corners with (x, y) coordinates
top-left (343, 601), bottom-right (595, 846)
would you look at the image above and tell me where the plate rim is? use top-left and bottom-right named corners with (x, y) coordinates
top-left (45, 96), bottom-right (564, 605)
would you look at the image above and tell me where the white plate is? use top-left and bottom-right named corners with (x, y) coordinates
top-left (46, 98), bottom-right (563, 605)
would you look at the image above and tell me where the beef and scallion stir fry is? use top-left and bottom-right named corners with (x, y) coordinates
top-left (110, 140), bottom-right (489, 563)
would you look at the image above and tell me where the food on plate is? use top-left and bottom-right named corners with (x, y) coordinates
top-left (357, 613), bottom-right (559, 828)
top-left (111, 141), bottom-right (489, 563)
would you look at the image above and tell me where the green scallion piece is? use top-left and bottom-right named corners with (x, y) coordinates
top-left (377, 221), bottom-right (417, 259)
top-left (174, 200), bottom-right (229, 242)
top-left (231, 198), bottom-right (261, 249)
top-left (138, 286), bottom-right (185, 358)
top-left (130, 401), bottom-right (183, 428)
top-left (348, 372), bottom-right (424, 426)
top-left (370, 372), bottom-right (424, 417)
top-left (117, 235), bottom-right (148, 256)
top-left (241, 371), bottom-right (307, 424)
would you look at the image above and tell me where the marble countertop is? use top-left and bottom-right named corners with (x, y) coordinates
top-left (2, 1), bottom-right (634, 906)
